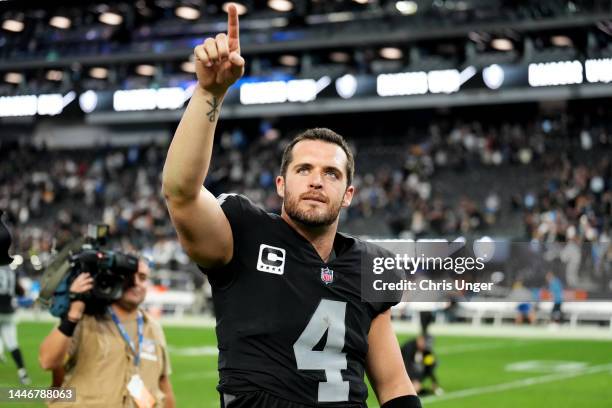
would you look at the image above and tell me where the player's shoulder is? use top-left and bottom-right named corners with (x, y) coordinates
top-left (343, 234), bottom-right (396, 259)
top-left (216, 192), bottom-right (272, 219)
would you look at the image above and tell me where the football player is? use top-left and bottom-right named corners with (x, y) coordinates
top-left (162, 4), bottom-right (420, 407)
top-left (0, 210), bottom-right (31, 385)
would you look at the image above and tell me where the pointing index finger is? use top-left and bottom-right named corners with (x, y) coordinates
top-left (227, 3), bottom-right (240, 53)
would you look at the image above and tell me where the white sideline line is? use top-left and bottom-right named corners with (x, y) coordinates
top-left (422, 363), bottom-right (612, 404)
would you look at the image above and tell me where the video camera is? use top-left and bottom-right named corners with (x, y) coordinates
top-left (39, 224), bottom-right (139, 317)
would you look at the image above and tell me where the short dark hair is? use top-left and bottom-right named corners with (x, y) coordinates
top-left (280, 128), bottom-right (355, 186)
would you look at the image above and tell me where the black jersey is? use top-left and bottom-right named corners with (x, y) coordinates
top-left (0, 265), bottom-right (17, 314)
top-left (200, 194), bottom-right (402, 407)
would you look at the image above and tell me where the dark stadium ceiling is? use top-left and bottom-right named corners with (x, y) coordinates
top-left (0, 0), bottom-right (611, 95)
top-left (1, 1), bottom-right (610, 33)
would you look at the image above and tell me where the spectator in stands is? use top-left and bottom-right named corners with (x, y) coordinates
top-left (1, 113), bottom-right (610, 286)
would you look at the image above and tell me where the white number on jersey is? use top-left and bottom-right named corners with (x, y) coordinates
top-left (293, 299), bottom-right (349, 402)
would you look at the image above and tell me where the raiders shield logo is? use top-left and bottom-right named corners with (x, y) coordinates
top-left (320, 267), bottom-right (334, 285)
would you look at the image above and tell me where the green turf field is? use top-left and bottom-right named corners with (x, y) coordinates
top-left (1, 322), bottom-right (610, 407)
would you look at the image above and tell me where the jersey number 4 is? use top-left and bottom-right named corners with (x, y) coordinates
top-left (293, 299), bottom-right (349, 403)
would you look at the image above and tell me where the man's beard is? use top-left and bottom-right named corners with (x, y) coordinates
top-left (116, 288), bottom-right (143, 311)
top-left (284, 188), bottom-right (343, 227)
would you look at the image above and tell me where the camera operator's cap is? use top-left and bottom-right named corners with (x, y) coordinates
top-left (0, 210), bottom-right (13, 266)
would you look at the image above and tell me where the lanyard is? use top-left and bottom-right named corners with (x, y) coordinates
top-left (108, 307), bottom-right (144, 367)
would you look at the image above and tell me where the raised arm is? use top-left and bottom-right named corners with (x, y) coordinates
top-left (162, 4), bottom-right (245, 267)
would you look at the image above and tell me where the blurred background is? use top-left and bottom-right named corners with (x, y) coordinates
top-left (0, 0), bottom-right (611, 407)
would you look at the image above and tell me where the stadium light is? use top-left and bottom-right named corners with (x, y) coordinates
top-left (0, 93), bottom-right (69, 116)
top-left (335, 74), bottom-right (358, 99)
top-left (491, 38), bottom-right (513, 51)
top-left (136, 64), bottom-right (156, 76)
top-left (377, 69), bottom-right (460, 96)
top-left (353, 0), bottom-right (370, 4)
top-left (156, 88), bottom-right (187, 109)
top-left (79, 90), bottom-right (98, 113)
top-left (46, 70), bottom-right (64, 81)
top-left (240, 79), bottom-right (320, 105)
top-left (329, 52), bottom-right (350, 63)
top-left (222, 2), bottom-right (248, 15)
top-left (483, 64), bottom-right (505, 90)
top-left (4, 72), bottom-right (23, 84)
top-left (396, 1), bottom-right (418, 15)
top-left (427, 69), bottom-right (460, 94)
top-left (37, 94), bottom-right (64, 115)
top-left (113, 87), bottom-right (188, 111)
top-left (287, 80), bottom-right (318, 102)
top-left (528, 60), bottom-right (582, 87)
top-left (175, 6), bottom-right (200, 20)
top-left (89, 67), bottom-right (109, 79)
top-left (551, 35), bottom-right (572, 47)
top-left (114, 89), bottom-right (157, 111)
top-left (49, 16), bottom-right (71, 29)
top-left (585, 58), bottom-right (612, 84)
top-left (379, 47), bottom-right (403, 60)
top-left (241, 81), bottom-right (288, 104)
top-left (99, 11), bottom-right (123, 26)
top-left (2, 18), bottom-right (24, 32)
top-left (315, 76), bottom-right (331, 94)
top-left (62, 91), bottom-right (76, 108)
top-left (0, 95), bottom-right (37, 116)
top-left (279, 55), bottom-right (299, 67)
top-left (268, 0), bottom-right (293, 12)
top-left (377, 72), bottom-right (428, 96)
top-left (459, 66), bottom-right (477, 85)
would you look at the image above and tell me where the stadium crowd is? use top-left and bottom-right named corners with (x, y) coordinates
top-left (0, 114), bottom-right (610, 277)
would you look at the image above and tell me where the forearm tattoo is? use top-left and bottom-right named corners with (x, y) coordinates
top-left (206, 97), bottom-right (220, 122)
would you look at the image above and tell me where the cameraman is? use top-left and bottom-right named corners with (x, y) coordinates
top-left (39, 259), bottom-right (175, 408)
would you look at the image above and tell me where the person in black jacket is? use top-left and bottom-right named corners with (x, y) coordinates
top-left (400, 335), bottom-right (442, 396)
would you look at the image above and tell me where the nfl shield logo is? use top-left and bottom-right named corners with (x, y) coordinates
top-left (320, 267), bottom-right (334, 285)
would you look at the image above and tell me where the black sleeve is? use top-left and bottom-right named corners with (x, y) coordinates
top-left (197, 194), bottom-right (264, 286)
top-left (215, 193), bottom-right (248, 246)
top-left (215, 193), bottom-right (265, 257)
top-left (369, 299), bottom-right (401, 317)
top-left (364, 245), bottom-right (406, 317)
